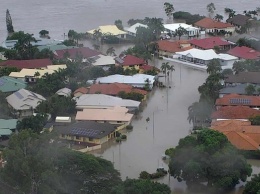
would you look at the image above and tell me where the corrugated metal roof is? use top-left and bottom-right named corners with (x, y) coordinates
top-left (0, 76), bottom-right (27, 93)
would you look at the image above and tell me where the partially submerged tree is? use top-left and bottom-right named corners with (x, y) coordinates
top-left (174, 26), bottom-right (188, 40)
top-left (106, 47), bottom-right (116, 56)
top-left (243, 174), bottom-right (260, 194)
top-left (245, 84), bottom-right (256, 95)
top-left (168, 129), bottom-right (252, 191)
top-left (207, 3), bottom-right (216, 16)
top-left (6, 9), bottom-right (14, 35)
top-left (39, 30), bottom-right (49, 37)
top-left (164, 2), bottom-right (174, 20)
top-left (115, 19), bottom-right (124, 30)
top-left (214, 14), bottom-right (224, 21)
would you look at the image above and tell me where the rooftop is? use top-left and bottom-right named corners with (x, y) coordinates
top-left (195, 17), bottom-right (234, 29)
top-left (54, 47), bottom-right (101, 59)
top-left (189, 37), bottom-right (232, 49)
top-left (211, 106), bottom-right (260, 120)
top-left (58, 121), bottom-right (117, 139)
top-left (125, 23), bottom-right (148, 34)
top-left (0, 76), bottom-right (27, 93)
top-left (219, 84), bottom-right (260, 95)
top-left (73, 87), bottom-right (88, 95)
top-left (216, 94), bottom-right (260, 107)
top-left (226, 14), bottom-right (251, 26)
top-left (74, 94), bottom-right (140, 109)
top-left (225, 72), bottom-right (260, 84)
top-left (0, 58), bottom-right (52, 69)
top-left (163, 23), bottom-right (199, 32)
top-left (76, 106), bottom-right (133, 122)
top-left (56, 88), bottom-right (72, 97)
top-left (87, 25), bottom-right (127, 36)
top-left (116, 55), bottom-right (146, 66)
top-left (157, 40), bottom-right (192, 53)
top-left (227, 46), bottom-right (260, 60)
top-left (88, 83), bottom-right (147, 96)
top-left (92, 55), bottom-right (115, 66)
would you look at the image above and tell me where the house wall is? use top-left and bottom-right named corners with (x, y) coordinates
top-left (158, 50), bottom-right (174, 58)
top-left (74, 92), bottom-right (84, 97)
top-left (219, 59), bottom-right (237, 70)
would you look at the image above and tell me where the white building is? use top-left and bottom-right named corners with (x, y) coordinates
top-left (124, 23), bottom-right (148, 37)
top-left (74, 94), bottom-right (140, 111)
top-left (175, 48), bottom-right (238, 70)
top-left (163, 23), bottom-right (200, 38)
top-left (96, 74), bottom-right (155, 89)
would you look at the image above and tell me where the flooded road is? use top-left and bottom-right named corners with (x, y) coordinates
top-left (92, 60), bottom-right (260, 193)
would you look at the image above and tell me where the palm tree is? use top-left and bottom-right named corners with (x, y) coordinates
top-left (168, 65), bottom-right (175, 79)
top-left (214, 14), bottom-right (224, 21)
top-left (106, 47), bottom-right (116, 56)
top-left (161, 62), bottom-right (171, 82)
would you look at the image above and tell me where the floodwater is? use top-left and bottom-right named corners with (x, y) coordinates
top-left (0, 0), bottom-right (258, 42)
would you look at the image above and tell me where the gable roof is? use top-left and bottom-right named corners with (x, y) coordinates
top-left (74, 94), bottom-right (140, 109)
top-left (224, 131), bottom-right (259, 150)
top-left (189, 37), bottom-right (232, 49)
top-left (56, 88), bottom-right (72, 97)
top-left (0, 76), bottom-right (27, 93)
top-left (116, 55), bottom-right (146, 66)
top-left (225, 72), bottom-right (260, 84)
top-left (226, 14), bottom-right (251, 26)
top-left (195, 17), bottom-right (234, 29)
top-left (59, 121), bottom-right (117, 139)
top-left (176, 48), bottom-right (237, 61)
top-left (125, 23), bottom-right (148, 34)
top-left (6, 88), bottom-right (46, 110)
top-left (0, 59), bottom-right (52, 69)
top-left (157, 40), bottom-right (192, 53)
top-left (163, 23), bottom-right (199, 32)
top-left (216, 94), bottom-right (260, 107)
top-left (211, 106), bottom-right (260, 120)
top-left (87, 25), bottom-right (127, 36)
top-left (227, 46), bottom-right (260, 59)
top-left (88, 83), bottom-right (147, 96)
top-left (219, 84), bottom-right (260, 96)
top-left (54, 47), bottom-right (101, 59)
top-left (76, 106), bottom-right (133, 122)
top-left (0, 119), bottom-right (18, 130)
top-left (92, 55), bottom-right (115, 66)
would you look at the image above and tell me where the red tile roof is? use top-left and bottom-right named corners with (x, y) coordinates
top-left (223, 131), bottom-right (259, 150)
top-left (157, 40), bottom-right (192, 53)
top-left (88, 83), bottom-right (147, 96)
top-left (73, 87), bottom-right (88, 95)
top-left (119, 55), bottom-right (146, 66)
top-left (216, 94), bottom-right (260, 107)
top-left (195, 17), bottom-right (234, 29)
top-left (54, 47), bottom-right (101, 59)
top-left (227, 46), bottom-right (260, 60)
top-left (0, 59), bottom-right (52, 69)
top-left (211, 106), bottom-right (260, 120)
top-left (189, 37), bottom-right (232, 49)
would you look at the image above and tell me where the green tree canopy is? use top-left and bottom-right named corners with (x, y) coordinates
top-left (164, 2), bottom-right (174, 18)
top-left (115, 19), bottom-right (124, 30)
top-left (173, 11), bottom-right (205, 25)
top-left (0, 66), bottom-right (19, 77)
top-left (207, 3), bottom-right (216, 15)
top-left (109, 178), bottom-right (171, 194)
top-left (168, 129), bottom-right (252, 191)
top-left (1, 130), bottom-right (121, 194)
top-left (174, 26), bottom-right (188, 40)
top-left (6, 9), bottom-right (14, 35)
top-left (243, 174), bottom-right (260, 194)
top-left (245, 84), bottom-right (256, 95)
top-left (16, 114), bottom-right (48, 133)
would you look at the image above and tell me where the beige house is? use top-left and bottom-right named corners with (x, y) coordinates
top-left (6, 88), bottom-right (46, 118)
top-left (75, 106), bottom-right (133, 125)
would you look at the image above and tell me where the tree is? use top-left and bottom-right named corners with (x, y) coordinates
top-left (110, 178), bottom-right (170, 194)
top-left (168, 129), bottom-right (252, 191)
top-left (232, 61), bottom-right (246, 74)
top-left (106, 47), bottom-right (116, 56)
top-left (6, 9), bottom-right (14, 35)
top-left (39, 30), bottom-right (49, 37)
top-left (115, 19), bottom-right (124, 30)
top-left (243, 174), bottom-right (260, 194)
top-left (36, 94), bottom-right (76, 119)
top-left (16, 114), bottom-right (47, 133)
top-left (63, 39), bottom-right (76, 46)
top-left (214, 14), bottom-right (223, 21)
top-left (164, 2), bottom-right (174, 19)
top-left (1, 130), bottom-right (121, 194)
top-left (173, 11), bottom-right (205, 25)
top-left (161, 62), bottom-right (170, 82)
top-left (221, 68), bottom-right (233, 78)
top-left (207, 3), bottom-right (216, 16)
top-left (249, 115), bottom-right (260, 125)
top-left (245, 84), bottom-right (256, 95)
top-left (0, 66), bottom-right (19, 77)
top-left (92, 43), bottom-right (100, 51)
top-left (118, 91), bottom-right (144, 101)
top-left (206, 59), bottom-right (222, 75)
top-left (174, 26), bottom-right (188, 40)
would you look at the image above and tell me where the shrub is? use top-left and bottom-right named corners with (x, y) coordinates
top-left (121, 134), bottom-right (127, 140)
top-left (139, 171), bottom-right (150, 179)
top-left (126, 125), bottom-right (133, 130)
top-left (116, 137), bottom-right (122, 143)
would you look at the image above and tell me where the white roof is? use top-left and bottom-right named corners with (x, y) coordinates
top-left (125, 23), bottom-right (148, 34)
top-left (87, 25), bottom-right (127, 36)
top-left (92, 55), bottom-right (115, 66)
top-left (6, 88), bottom-right (46, 110)
top-left (76, 106), bottom-right (133, 122)
top-left (74, 94), bottom-right (140, 109)
top-left (176, 48), bottom-right (238, 61)
top-left (96, 74), bottom-right (155, 85)
top-left (46, 64), bottom-right (67, 71)
top-left (56, 88), bottom-right (72, 97)
top-left (164, 23), bottom-right (199, 32)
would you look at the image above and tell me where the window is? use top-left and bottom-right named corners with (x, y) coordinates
top-left (75, 136), bottom-right (80, 140)
top-left (89, 138), bottom-right (93, 141)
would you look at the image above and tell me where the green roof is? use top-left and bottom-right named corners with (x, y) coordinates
top-left (0, 76), bottom-right (27, 93)
top-left (0, 119), bottom-right (18, 130)
top-left (0, 129), bottom-right (13, 136)
top-left (37, 44), bottom-right (68, 52)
